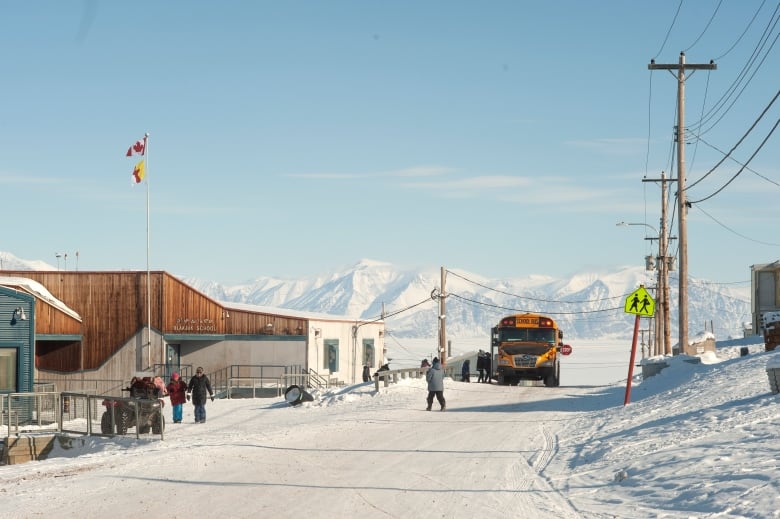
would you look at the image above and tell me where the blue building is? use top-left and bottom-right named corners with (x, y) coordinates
top-left (0, 285), bottom-right (35, 393)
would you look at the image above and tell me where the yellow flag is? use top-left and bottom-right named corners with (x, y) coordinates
top-left (132, 160), bottom-right (145, 184)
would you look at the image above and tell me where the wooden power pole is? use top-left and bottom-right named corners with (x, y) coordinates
top-left (439, 267), bottom-right (446, 365)
top-left (660, 172), bottom-right (672, 355)
top-left (649, 52), bottom-right (716, 355)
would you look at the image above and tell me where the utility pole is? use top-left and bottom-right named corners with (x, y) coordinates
top-left (649, 52), bottom-right (716, 355)
top-left (439, 267), bottom-right (447, 365)
top-left (642, 172), bottom-right (675, 356)
top-left (660, 171), bottom-right (672, 355)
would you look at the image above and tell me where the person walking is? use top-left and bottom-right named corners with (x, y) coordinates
top-left (461, 359), bottom-right (470, 383)
top-left (166, 372), bottom-right (188, 424)
top-left (425, 357), bottom-right (446, 411)
top-left (187, 367), bottom-right (214, 423)
top-left (476, 350), bottom-right (486, 383)
top-left (362, 364), bottom-right (371, 382)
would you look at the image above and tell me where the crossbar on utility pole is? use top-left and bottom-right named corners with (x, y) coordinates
top-left (648, 52), bottom-right (716, 355)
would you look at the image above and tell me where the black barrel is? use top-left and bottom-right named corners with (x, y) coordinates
top-left (284, 385), bottom-right (314, 406)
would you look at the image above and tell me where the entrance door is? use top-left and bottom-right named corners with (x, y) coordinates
top-left (165, 343), bottom-right (181, 379)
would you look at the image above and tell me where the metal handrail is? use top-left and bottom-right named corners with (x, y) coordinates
top-left (374, 367), bottom-right (428, 390)
top-left (305, 368), bottom-right (329, 390)
top-left (225, 377), bottom-right (285, 399)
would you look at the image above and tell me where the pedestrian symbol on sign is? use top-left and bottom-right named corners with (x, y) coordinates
top-left (624, 286), bottom-right (655, 317)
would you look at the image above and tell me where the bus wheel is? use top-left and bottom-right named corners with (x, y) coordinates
top-left (544, 364), bottom-right (560, 387)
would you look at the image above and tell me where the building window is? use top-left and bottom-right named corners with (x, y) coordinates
top-left (0, 348), bottom-right (18, 392)
top-left (324, 340), bottom-right (339, 372)
top-left (362, 340), bottom-right (375, 367)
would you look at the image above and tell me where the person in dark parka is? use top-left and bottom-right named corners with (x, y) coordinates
top-left (362, 365), bottom-right (372, 382)
top-left (461, 359), bottom-right (470, 383)
top-left (425, 357), bottom-right (446, 411)
top-left (187, 366), bottom-right (214, 423)
top-left (476, 350), bottom-right (486, 383)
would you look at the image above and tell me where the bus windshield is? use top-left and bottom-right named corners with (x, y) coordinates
top-left (501, 328), bottom-right (556, 343)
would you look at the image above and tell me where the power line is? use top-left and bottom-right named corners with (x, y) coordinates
top-left (690, 133), bottom-right (780, 188)
top-left (446, 269), bottom-right (630, 304)
top-left (691, 5), bottom-right (779, 134)
top-left (686, 70), bottom-right (714, 174)
top-left (714, 0), bottom-right (769, 60)
top-left (448, 292), bottom-right (623, 316)
top-left (653, 0), bottom-right (684, 59)
top-left (376, 296), bottom-right (436, 323)
top-left (686, 89), bottom-right (780, 190)
top-left (693, 204), bottom-right (780, 247)
top-left (689, 118), bottom-right (780, 203)
top-left (683, 0), bottom-right (724, 53)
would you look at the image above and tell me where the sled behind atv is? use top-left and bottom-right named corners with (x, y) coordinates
top-left (100, 376), bottom-right (165, 435)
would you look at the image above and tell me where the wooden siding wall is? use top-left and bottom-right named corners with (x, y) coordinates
top-left (163, 275), bottom-right (225, 334)
top-left (3, 271), bottom-right (164, 371)
top-left (34, 301), bottom-right (83, 336)
top-left (224, 309), bottom-right (307, 336)
top-left (2, 271), bottom-right (307, 373)
top-left (162, 275), bottom-right (307, 336)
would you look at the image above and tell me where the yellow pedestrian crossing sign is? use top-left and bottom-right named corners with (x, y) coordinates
top-left (624, 286), bottom-right (655, 316)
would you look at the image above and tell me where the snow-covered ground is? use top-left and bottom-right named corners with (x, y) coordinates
top-left (3, 336), bottom-right (779, 518)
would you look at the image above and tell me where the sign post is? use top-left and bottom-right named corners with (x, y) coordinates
top-left (624, 285), bottom-right (655, 405)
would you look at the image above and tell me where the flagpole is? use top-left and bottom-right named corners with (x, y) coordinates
top-left (144, 132), bottom-right (152, 372)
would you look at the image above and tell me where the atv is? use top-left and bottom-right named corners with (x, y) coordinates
top-left (100, 376), bottom-right (166, 435)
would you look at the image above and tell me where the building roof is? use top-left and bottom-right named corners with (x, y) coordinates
top-left (0, 276), bottom-right (82, 321)
top-left (221, 301), bottom-right (383, 324)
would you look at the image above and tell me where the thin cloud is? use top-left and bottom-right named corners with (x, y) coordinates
top-left (566, 138), bottom-right (647, 156)
top-left (0, 174), bottom-right (66, 185)
top-left (286, 172), bottom-right (365, 179)
top-left (403, 175), bottom-right (532, 191)
top-left (402, 172), bottom-right (629, 210)
top-left (286, 165), bottom-right (456, 180)
top-left (392, 166), bottom-right (456, 177)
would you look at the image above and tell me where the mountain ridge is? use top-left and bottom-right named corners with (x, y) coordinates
top-left (0, 252), bottom-right (751, 342)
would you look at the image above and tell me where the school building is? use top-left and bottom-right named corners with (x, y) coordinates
top-left (0, 270), bottom-right (385, 395)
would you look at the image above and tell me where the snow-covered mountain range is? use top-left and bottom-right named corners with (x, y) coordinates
top-left (0, 252), bottom-right (752, 341)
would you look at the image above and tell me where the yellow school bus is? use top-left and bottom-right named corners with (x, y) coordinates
top-left (491, 313), bottom-right (566, 386)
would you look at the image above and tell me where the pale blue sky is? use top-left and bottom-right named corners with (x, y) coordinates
top-left (1, 1), bottom-right (777, 285)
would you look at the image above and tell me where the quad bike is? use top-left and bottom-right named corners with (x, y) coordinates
top-left (100, 376), bottom-right (165, 435)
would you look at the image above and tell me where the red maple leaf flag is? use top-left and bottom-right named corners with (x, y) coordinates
top-left (126, 139), bottom-right (146, 157)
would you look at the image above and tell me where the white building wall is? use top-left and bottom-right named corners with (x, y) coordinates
top-left (307, 320), bottom-right (385, 385)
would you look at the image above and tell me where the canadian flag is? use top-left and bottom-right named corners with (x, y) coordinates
top-left (126, 139), bottom-right (146, 157)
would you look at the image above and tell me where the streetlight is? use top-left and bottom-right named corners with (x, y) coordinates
top-left (616, 222), bottom-right (658, 271)
top-left (617, 221), bottom-right (671, 356)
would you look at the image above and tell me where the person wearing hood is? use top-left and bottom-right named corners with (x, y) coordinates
top-left (166, 372), bottom-right (188, 424)
top-left (425, 357), bottom-right (446, 411)
top-left (187, 367), bottom-right (214, 423)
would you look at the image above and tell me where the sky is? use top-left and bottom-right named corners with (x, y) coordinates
top-left (1, 1), bottom-right (778, 285)
top-left (3, 335), bottom-right (779, 518)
